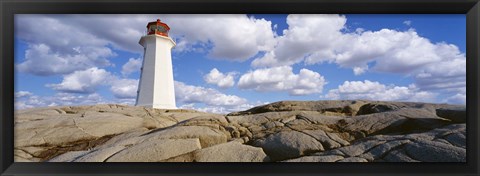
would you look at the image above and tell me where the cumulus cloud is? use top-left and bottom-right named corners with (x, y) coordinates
top-left (179, 101), bottom-right (268, 114)
top-left (16, 14), bottom-right (276, 68)
top-left (413, 55), bottom-right (466, 91)
top-left (175, 80), bottom-right (267, 113)
top-left (15, 91), bottom-right (33, 98)
top-left (252, 14), bottom-right (346, 67)
top-left (403, 20), bottom-right (412, 26)
top-left (110, 78), bottom-right (139, 99)
top-left (251, 14), bottom-right (465, 97)
top-left (203, 68), bottom-right (236, 89)
top-left (238, 66), bottom-right (327, 95)
top-left (443, 93), bottom-right (466, 105)
top-left (165, 14), bottom-right (276, 61)
top-left (15, 14), bottom-right (149, 54)
top-left (175, 81), bottom-right (247, 106)
top-left (16, 44), bottom-right (114, 76)
top-left (252, 14), bottom-right (454, 73)
top-left (14, 92), bottom-right (111, 110)
top-left (325, 80), bottom-right (437, 103)
top-left (47, 67), bottom-right (112, 93)
top-left (122, 58), bottom-right (142, 76)
top-left (15, 15), bottom-right (119, 76)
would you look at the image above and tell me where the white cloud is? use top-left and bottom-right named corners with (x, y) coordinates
top-left (179, 101), bottom-right (268, 114)
top-left (15, 91), bottom-right (33, 98)
top-left (403, 20), bottom-right (412, 26)
top-left (14, 92), bottom-right (112, 110)
top-left (110, 78), bottom-right (139, 99)
top-left (252, 14), bottom-right (346, 67)
top-left (165, 14), bottom-right (276, 61)
top-left (252, 15), bottom-right (452, 74)
top-left (414, 55), bottom-right (466, 91)
top-left (444, 93), bottom-right (466, 105)
top-left (203, 68), bottom-right (236, 89)
top-left (353, 65), bottom-right (369, 75)
top-left (325, 80), bottom-right (437, 102)
top-left (16, 44), bottom-right (114, 76)
top-left (14, 14), bottom-right (279, 80)
top-left (47, 67), bottom-right (112, 93)
top-left (15, 15), bottom-right (152, 54)
top-left (251, 14), bottom-right (465, 97)
top-left (238, 66), bottom-right (327, 95)
top-left (175, 81), bottom-right (247, 106)
top-left (15, 15), bottom-right (122, 76)
top-left (122, 58), bottom-right (142, 76)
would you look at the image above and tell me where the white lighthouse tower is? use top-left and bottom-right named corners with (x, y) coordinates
top-left (135, 19), bottom-right (177, 109)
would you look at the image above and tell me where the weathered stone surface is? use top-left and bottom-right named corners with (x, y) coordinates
top-left (443, 132), bottom-right (466, 148)
top-left (48, 151), bottom-right (90, 162)
top-left (228, 100), bottom-right (367, 116)
top-left (14, 101), bottom-right (466, 162)
top-left (358, 140), bottom-right (411, 161)
top-left (254, 131), bottom-right (324, 161)
top-left (436, 107), bottom-right (466, 123)
top-left (143, 126), bottom-right (228, 148)
top-left (303, 130), bottom-right (343, 149)
top-left (194, 141), bottom-right (269, 162)
top-left (339, 108), bottom-right (449, 137)
top-left (226, 115), bottom-right (270, 126)
top-left (283, 155), bottom-right (344, 162)
top-left (356, 103), bottom-right (401, 115)
top-left (106, 138), bottom-right (201, 162)
top-left (404, 140), bottom-right (466, 162)
top-left (337, 157), bottom-right (368, 162)
top-left (382, 149), bottom-right (419, 162)
top-left (337, 140), bottom-right (385, 157)
top-left (74, 146), bottom-right (126, 162)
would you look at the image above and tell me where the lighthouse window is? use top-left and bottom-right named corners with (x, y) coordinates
top-left (157, 26), bottom-right (167, 33)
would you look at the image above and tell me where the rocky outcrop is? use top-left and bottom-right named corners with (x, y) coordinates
top-left (14, 101), bottom-right (466, 162)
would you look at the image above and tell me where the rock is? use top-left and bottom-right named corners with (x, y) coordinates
top-left (74, 145), bottom-right (126, 162)
top-left (228, 100), bottom-right (365, 116)
top-left (303, 130), bottom-right (343, 149)
top-left (142, 126), bottom-right (228, 148)
top-left (94, 129), bottom-right (149, 150)
top-left (443, 132), bottom-right (466, 148)
top-left (18, 146), bottom-right (45, 158)
top-left (226, 115), bottom-right (270, 126)
top-left (16, 126), bottom-right (96, 147)
top-left (326, 133), bottom-right (350, 146)
top-left (48, 151), bottom-right (90, 162)
top-left (404, 140), bottom-right (466, 162)
top-left (178, 115), bottom-right (229, 127)
top-left (106, 138), bottom-right (201, 162)
top-left (339, 108), bottom-right (449, 136)
top-left (14, 149), bottom-right (34, 160)
top-left (194, 141), bottom-right (269, 162)
top-left (13, 101), bottom-right (466, 162)
top-left (160, 152), bottom-right (196, 162)
top-left (358, 140), bottom-right (411, 161)
top-left (337, 157), bottom-right (368, 162)
top-left (436, 107), bottom-right (466, 123)
top-left (382, 149), bottom-right (419, 162)
top-left (283, 155), bottom-right (344, 162)
top-left (254, 131), bottom-right (324, 161)
top-left (73, 112), bottom-right (145, 137)
top-left (337, 140), bottom-right (385, 157)
top-left (356, 103), bottom-right (401, 115)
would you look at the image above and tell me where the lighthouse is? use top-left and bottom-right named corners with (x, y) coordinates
top-left (135, 19), bottom-right (177, 109)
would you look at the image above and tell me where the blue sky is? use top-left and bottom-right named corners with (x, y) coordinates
top-left (14, 14), bottom-right (466, 113)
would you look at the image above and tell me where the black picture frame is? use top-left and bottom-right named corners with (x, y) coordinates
top-left (1, 0), bottom-right (479, 175)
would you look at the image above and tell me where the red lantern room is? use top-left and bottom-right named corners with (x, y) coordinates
top-left (146, 19), bottom-right (170, 37)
